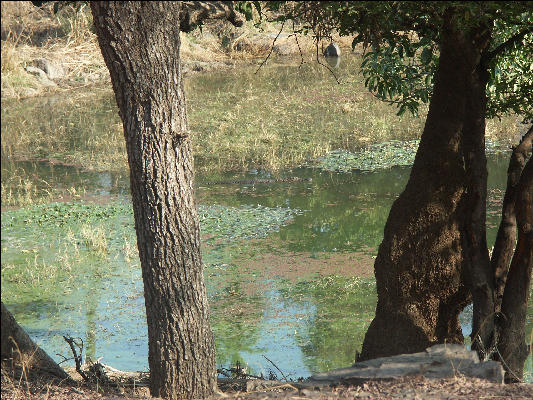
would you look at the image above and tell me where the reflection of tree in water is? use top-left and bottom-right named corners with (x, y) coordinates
top-left (209, 280), bottom-right (265, 369)
top-left (279, 276), bottom-right (377, 373)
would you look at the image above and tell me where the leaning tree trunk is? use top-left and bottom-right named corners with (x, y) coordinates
top-left (91, 3), bottom-right (216, 399)
top-left (1, 301), bottom-right (71, 381)
top-left (359, 12), bottom-right (489, 361)
top-left (496, 134), bottom-right (533, 382)
top-left (491, 128), bottom-right (532, 314)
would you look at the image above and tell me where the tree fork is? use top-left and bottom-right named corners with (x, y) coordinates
top-left (492, 127), bottom-right (533, 311)
top-left (460, 26), bottom-right (493, 360)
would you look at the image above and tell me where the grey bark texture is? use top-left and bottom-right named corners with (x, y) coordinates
top-left (90, 2), bottom-right (218, 398)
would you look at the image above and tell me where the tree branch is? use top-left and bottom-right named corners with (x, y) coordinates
top-left (180, 1), bottom-right (244, 33)
top-left (484, 27), bottom-right (533, 63)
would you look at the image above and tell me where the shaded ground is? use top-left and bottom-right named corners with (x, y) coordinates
top-left (2, 366), bottom-right (532, 400)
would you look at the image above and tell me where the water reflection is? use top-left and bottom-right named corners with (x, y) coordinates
top-left (325, 56), bottom-right (341, 69)
top-left (3, 152), bottom-right (530, 380)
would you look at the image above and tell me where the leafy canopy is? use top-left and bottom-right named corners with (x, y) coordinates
top-left (246, 1), bottom-right (533, 119)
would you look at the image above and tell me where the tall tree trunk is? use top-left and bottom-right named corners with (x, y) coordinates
top-left (359, 11), bottom-right (488, 361)
top-left (91, 3), bottom-right (216, 399)
top-left (461, 27), bottom-right (493, 359)
top-left (1, 301), bottom-right (71, 381)
top-left (496, 134), bottom-right (533, 382)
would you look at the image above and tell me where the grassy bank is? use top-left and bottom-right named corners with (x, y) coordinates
top-left (1, 1), bottom-right (522, 193)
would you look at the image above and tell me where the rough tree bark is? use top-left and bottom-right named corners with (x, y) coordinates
top-left (90, 2), bottom-right (241, 398)
top-left (1, 301), bottom-right (71, 381)
top-left (359, 11), bottom-right (491, 361)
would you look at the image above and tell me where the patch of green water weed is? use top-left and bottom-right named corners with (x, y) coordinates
top-left (309, 138), bottom-right (512, 173)
top-left (199, 204), bottom-right (303, 241)
top-left (309, 140), bottom-right (419, 172)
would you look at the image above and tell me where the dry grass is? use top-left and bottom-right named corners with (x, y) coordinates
top-left (1, 1), bottom-right (108, 99)
top-left (1, 2), bottom-right (522, 177)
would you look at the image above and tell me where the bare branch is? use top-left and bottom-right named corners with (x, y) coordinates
top-left (63, 335), bottom-right (88, 381)
top-left (255, 21), bottom-right (285, 73)
top-left (262, 355), bottom-right (288, 382)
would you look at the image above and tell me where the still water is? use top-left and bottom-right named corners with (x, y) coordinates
top-left (1, 60), bottom-right (531, 380)
top-left (3, 155), bottom-right (530, 379)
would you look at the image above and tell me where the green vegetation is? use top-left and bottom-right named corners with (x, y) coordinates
top-left (308, 140), bottom-right (419, 172)
top-left (200, 204), bottom-right (303, 241)
top-left (1, 0), bottom-right (531, 380)
top-left (266, 2), bottom-right (532, 120)
top-left (1, 200), bottom-right (303, 302)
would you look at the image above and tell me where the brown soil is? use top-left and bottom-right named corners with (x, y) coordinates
top-left (2, 367), bottom-right (532, 400)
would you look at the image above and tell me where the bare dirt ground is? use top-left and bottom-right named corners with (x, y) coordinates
top-left (2, 366), bottom-right (533, 400)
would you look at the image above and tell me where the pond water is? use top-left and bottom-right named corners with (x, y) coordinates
top-left (1, 60), bottom-right (531, 381)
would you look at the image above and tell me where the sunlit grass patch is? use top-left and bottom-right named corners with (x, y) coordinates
top-left (186, 57), bottom-right (426, 172)
top-left (2, 47), bottom-right (522, 180)
top-left (1, 89), bottom-right (127, 173)
top-left (80, 224), bottom-right (109, 256)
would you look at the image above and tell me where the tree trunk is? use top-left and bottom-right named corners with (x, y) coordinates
top-left (492, 127), bottom-right (533, 311)
top-left (460, 27), bottom-right (493, 359)
top-left (90, 3), bottom-right (216, 399)
top-left (359, 11), bottom-right (489, 361)
top-left (1, 301), bottom-right (71, 381)
top-left (496, 136), bottom-right (533, 382)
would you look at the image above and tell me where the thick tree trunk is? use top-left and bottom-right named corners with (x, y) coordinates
top-left (91, 3), bottom-right (216, 399)
top-left (496, 137), bottom-right (533, 382)
top-left (1, 301), bottom-right (71, 381)
top-left (359, 12), bottom-right (489, 361)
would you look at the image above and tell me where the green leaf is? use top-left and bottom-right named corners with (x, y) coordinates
top-left (420, 47), bottom-right (432, 65)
